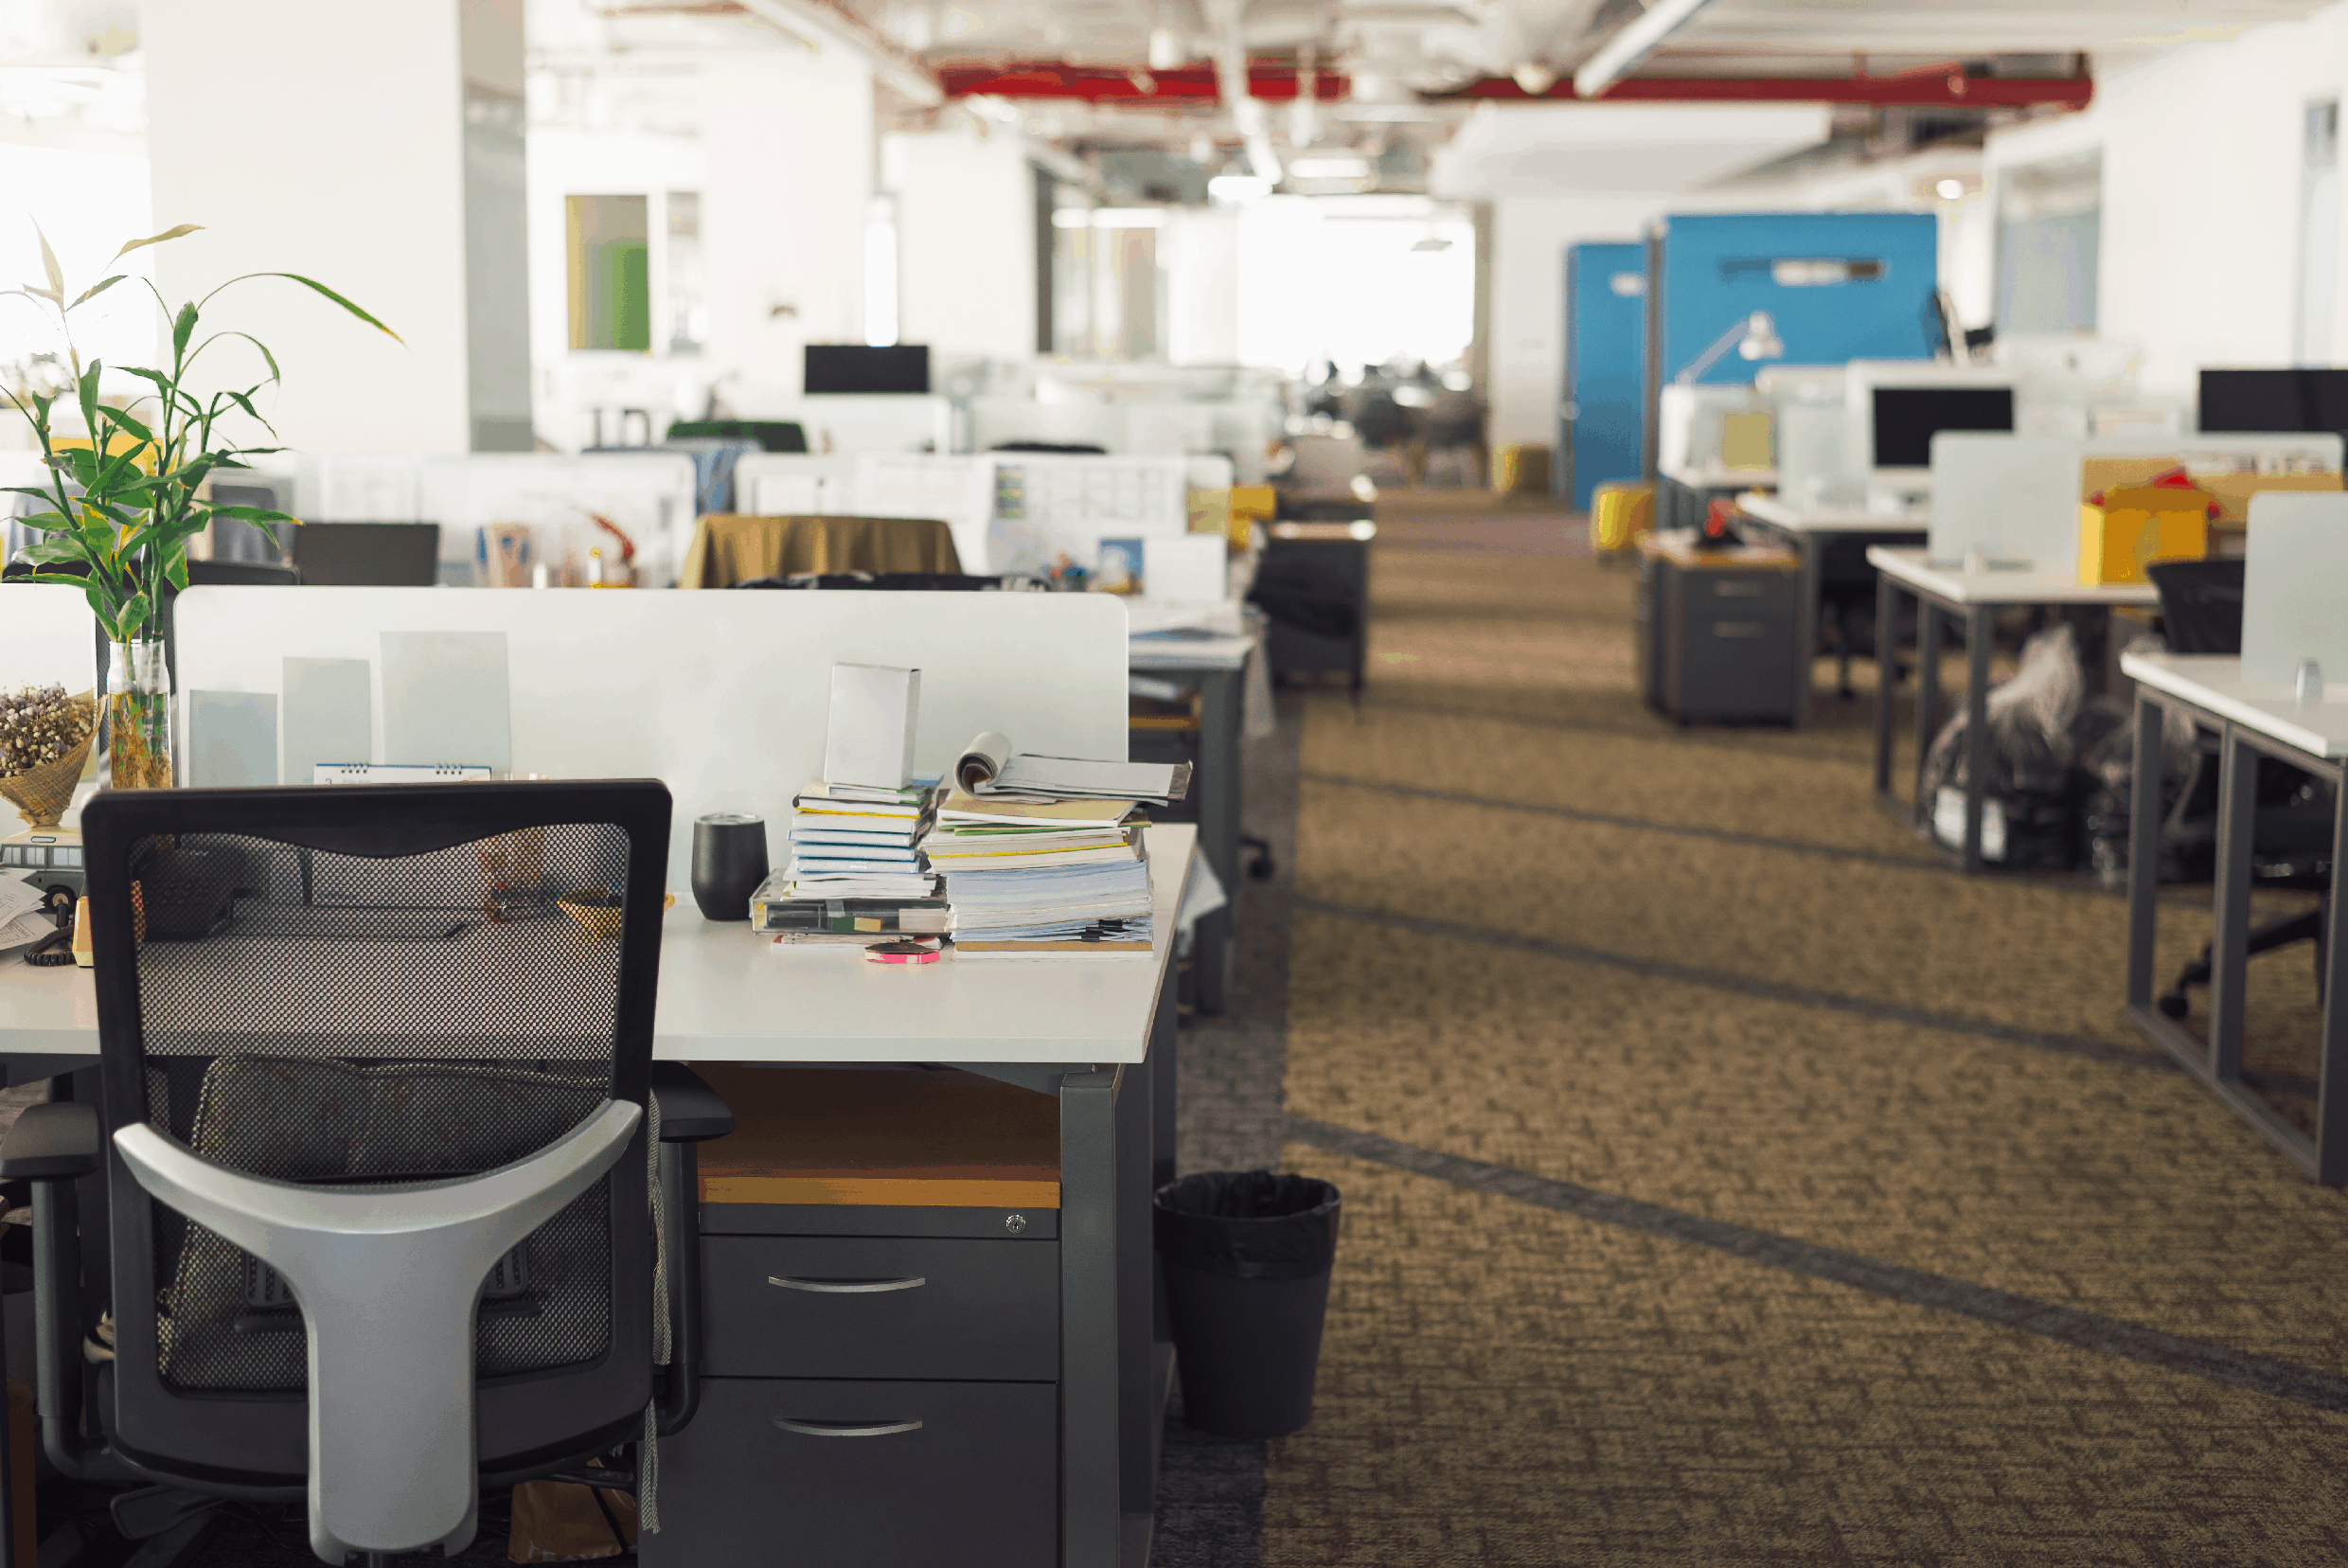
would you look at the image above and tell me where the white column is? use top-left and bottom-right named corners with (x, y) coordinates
top-left (141, 0), bottom-right (530, 454)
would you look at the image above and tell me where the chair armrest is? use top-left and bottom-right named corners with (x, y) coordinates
top-left (649, 1063), bottom-right (734, 1142)
top-left (0, 1102), bottom-right (100, 1181)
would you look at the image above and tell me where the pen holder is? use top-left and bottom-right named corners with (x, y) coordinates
top-left (691, 813), bottom-right (769, 921)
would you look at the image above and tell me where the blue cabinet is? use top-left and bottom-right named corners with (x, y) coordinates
top-left (1563, 241), bottom-right (1649, 510)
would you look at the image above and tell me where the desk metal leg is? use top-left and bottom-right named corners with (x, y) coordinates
top-left (1794, 533), bottom-right (1819, 730)
top-left (1961, 606), bottom-right (1992, 875)
top-left (1873, 572), bottom-right (1898, 798)
top-left (1193, 670), bottom-right (1243, 1017)
top-left (2315, 778), bottom-right (2348, 1185)
top-left (2208, 728), bottom-right (2258, 1085)
top-left (2125, 691), bottom-right (2162, 1013)
top-left (1913, 601), bottom-right (1943, 823)
top-left (1061, 1069), bottom-right (1123, 1568)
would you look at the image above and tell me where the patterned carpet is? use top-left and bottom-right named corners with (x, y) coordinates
top-left (1167, 494), bottom-right (2348, 1567)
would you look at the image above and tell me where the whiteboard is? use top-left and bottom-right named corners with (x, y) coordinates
top-left (1929, 433), bottom-right (2083, 572)
top-left (2243, 492), bottom-right (2348, 686)
top-left (173, 587), bottom-right (1130, 890)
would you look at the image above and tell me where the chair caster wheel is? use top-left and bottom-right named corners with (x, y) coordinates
top-left (2156, 993), bottom-right (2189, 1020)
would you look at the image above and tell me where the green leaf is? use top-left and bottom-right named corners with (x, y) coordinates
top-left (17, 283), bottom-right (60, 305)
top-left (161, 542), bottom-right (189, 593)
top-left (116, 365), bottom-right (173, 395)
top-left (75, 360), bottom-right (101, 449)
top-left (98, 402), bottom-right (154, 446)
top-left (171, 302), bottom-right (198, 359)
top-left (224, 389), bottom-right (278, 437)
top-left (206, 505), bottom-right (298, 523)
top-left (110, 224), bottom-right (204, 262)
top-left (70, 275), bottom-right (126, 309)
top-left (1, 570), bottom-right (92, 590)
top-left (252, 274), bottom-right (401, 343)
top-left (12, 510), bottom-right (75, 533)
top-left (32, 222), bottom-right (62, 299)
top-left (13, 537), bottom-right (88, 565)
top-left (194, 331), bottom-right (282, 385)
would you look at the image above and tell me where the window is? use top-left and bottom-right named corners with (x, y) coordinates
top-left (1995, 151), bottom-right (2101, 336)
top-left (565, 194), bottom-right (650, 352)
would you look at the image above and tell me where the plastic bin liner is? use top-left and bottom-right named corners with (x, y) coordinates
top-left (1916, 622), bottom-right (2090, 869)
top-left (1153, 1171), bottom-right (1341, 1281)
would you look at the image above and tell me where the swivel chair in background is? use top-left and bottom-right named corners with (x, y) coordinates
top-left (2144, 557), bottom-right (2333, 1019)
top-left (2, 780), bottom-right (730, 1566)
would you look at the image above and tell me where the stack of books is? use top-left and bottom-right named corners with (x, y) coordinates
top-left (922, 792), bottom-right (1153, 955)
top-left (748, 871), bottom-right (952, 945)
top-left (783, 780), bottom-right (940, 900)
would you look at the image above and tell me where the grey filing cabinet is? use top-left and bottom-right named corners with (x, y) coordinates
top-left (1635, 530), bottom-right (1802, 724)
top-left (643, 1203), bottom-right (1060, 1567)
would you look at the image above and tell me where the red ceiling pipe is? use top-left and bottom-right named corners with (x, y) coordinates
top-left (1446, 73), bottom-right (2094, 110)
top-left (938, 62), bottom-right (1349, 100)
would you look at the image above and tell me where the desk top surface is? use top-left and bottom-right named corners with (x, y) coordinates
top-left (0, 828), bottom-right (1194, 1067)
top-left (1664, 464), bottom-right (1775, 490)
top-left (1864, 546), bottom-right (2162, 606)
top-left (2120, 654), bottom-right (2348, 758)
top-left (1737, 495), bottom-right (1929, 536)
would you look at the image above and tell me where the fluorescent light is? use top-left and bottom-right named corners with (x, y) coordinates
top-left (1053, 208), bottom-right (1169, 228)
top-left (1209, 173), bottom-right (1272, 204)
top-left (1573, 0), bottom-right (1725, 98)
top-left (1290, 154), bottom-right (1372, 179)
top-left (1935, 178), bottom-right (1966, 200)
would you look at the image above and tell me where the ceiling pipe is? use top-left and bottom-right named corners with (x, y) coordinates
top-left (934, 63), bottom-right (2089, 111)
top-left (1444, 70), bottom-right (2093, 109)
top-left (1201, 0), bottom-right (1281, 181)
top-left (735, 0), bottom-right (943, 104)
top-left (1572, 0), bottom-right (1725, 98)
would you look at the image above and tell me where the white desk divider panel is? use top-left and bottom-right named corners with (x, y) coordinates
top-left (2090, 432), bottom-right (2344, 469)
top-left (770, 395), bottom-right (952, 456)
top-left (854, 454), bottom-right (999, 572)
top-left (0, 583), bottom-right (98, 695)
top-left (173, 586), bottom-right (1130, 887)
top-left (2243, 492), bottom-right (2348, 686)
top-left (1928, 433), bottom-right (2083, 572)
top-left (294, 454), bottom-right (432, 525)
top-left (418, 454), bottom-right (700, 588)
top-left (990, 454), bottom-right (1191, 574)
top-left (736, 454), bottom-right (861, 517)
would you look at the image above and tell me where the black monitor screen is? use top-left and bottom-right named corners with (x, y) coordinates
top-left (2198, 368), bottom-right (2348, 437)
top-left (291, 523), bottom-right (441, 587)
top-left (1872, 386), bottom-right (2015, 468)
top-left (805, 345), bottom-right (931, 395)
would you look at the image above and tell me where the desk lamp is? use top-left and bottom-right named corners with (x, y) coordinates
top-left (1674, 311), bottom-right (1785, 385)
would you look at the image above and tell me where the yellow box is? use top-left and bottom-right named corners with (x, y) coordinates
top-left (2077, 485), bottom-right (2211, 585)
top-left (1227, 484), bottom-right (1277, 548)
top-left (1592, 481), bottom-right (1654, 552)
top-left (1494, 443), bottom-right (1551, 498)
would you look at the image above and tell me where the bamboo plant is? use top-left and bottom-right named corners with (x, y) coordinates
top-left (2, 223), bottom-right (398, 787)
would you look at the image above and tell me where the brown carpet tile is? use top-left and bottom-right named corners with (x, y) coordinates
top-left (1260, 524), bottom-right (2345, 1565)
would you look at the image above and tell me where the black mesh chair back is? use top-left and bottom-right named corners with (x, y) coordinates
top-left (2146, 557), bottom-right (2246, 654)
top-left (80, 780), bottom-right (669, 1494)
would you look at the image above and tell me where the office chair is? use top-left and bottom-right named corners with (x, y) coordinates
top-left (0, 780), bottom-right (729, 1566)
top-left (2144, 558), bottom-right (2332, 1019)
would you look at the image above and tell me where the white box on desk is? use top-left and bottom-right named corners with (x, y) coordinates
top-left (824, 664), bottom-right (921, 788)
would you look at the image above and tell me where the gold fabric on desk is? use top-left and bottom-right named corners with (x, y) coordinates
top-left (677, 514), bottom-right (963, 588)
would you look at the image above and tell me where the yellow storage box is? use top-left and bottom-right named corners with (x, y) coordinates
top-left (1592, 482), bottom-right (1655, 552)
top-left (1494, 443), bottom-right (1552, 498)
top-left (2077, 484), bottom-right (2213, 585)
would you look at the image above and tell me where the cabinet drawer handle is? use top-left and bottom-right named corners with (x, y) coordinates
top-left (1711, 622), bottom-right (1766, 638)
top-left (774, 1418), bottom-right (924, 1438)
top-left (769, 1274), bottom-right (926, 1294)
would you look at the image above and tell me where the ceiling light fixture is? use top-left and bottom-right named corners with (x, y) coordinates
top-left (1290, 153), bottom-right (1372, 180)
top-left (1511, 62), bottom-right (1556, 97)
top-left (1935, 177), bottom-right (1966, 201)
top-left (1573, 0), bottom-right (1725, 99)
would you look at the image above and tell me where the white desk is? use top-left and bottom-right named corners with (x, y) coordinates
top-left (1866, 546), bottom-right (2160, 872)
top-left (2117, 653), bottom-right (2348, 1183)
top-left (0, 826), bottom-right (1194, 1568)
top-left (1731, 498), bottom-right (1929, 726)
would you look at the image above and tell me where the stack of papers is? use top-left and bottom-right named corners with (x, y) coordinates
top-left (979, 756), bottom-right (1189, 804)
top-left (749, 870), bottom-right (952, 945)
top-left (930, 791), bottom-right (1152, 955)
top-left (785, 779), bottom-right (941, 899)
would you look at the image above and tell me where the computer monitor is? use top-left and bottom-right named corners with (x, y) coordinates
top-left (207, 479), bottom-right (295, 564)
top-left (804, 345), bottom-right (931, 395)
top-left (1871, 386), bottom-right (2016, 468)
top-left (2197, 368), bottom-right (2348, 438)
top-left (290, 523), bottom-right (442, 586)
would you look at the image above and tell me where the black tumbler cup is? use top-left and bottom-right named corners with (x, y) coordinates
top-left (691, 812), bottom-right (770, 921)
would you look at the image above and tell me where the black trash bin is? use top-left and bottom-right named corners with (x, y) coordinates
top-left (1153, 1171), bottom-right (1342, 1438)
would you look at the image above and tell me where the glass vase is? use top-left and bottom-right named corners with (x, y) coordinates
top-left (104, 637), bottom-right (174, 791)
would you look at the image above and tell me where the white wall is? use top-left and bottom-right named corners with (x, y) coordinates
top-left (702, 54), bottom-right (875, 411)
top-left (142, 0), bottom-right (471, 454)
top-left (0, 145), bottom-right (156, 397)
top-left (1486, 194), bottom-right (1669, 447)
top-left (1983, 2), bottom-right (2348, 393)
top-left (893, 123), bottom-right (1036, 362)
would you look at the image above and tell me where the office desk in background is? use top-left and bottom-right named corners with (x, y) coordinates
top-left (1867, 547), bottom-right (2159, 874)
top-left (1657, 464), bottom-right (1774, 533)
top-left (2121, 653), bottom-right (2348, 1184)
top-left (0, 828), bottom-right (1198, 1568)
top-left (1734, 495), bottom-right (1928, 728)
